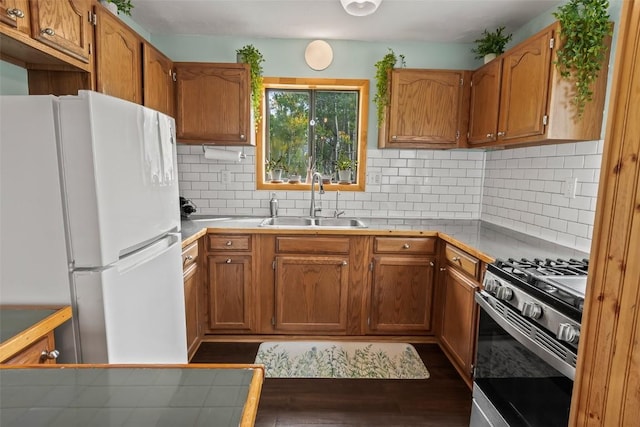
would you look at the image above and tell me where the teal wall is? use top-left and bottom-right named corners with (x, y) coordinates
top-left (0, 60), bottom-right (28, 95)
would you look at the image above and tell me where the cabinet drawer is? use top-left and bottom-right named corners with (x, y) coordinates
top-left (374, 237), bottom-right (436, 254)
top-left (276, 236), bottom-right (350, 254)
top-left (182, 241), bottom-right (198, 270)
top-left (3, 333), bottom-right (56, 365)
top-left (445, 244), bottom-right (480, 280)
top-left (208, 235), bottom-right (251, 251)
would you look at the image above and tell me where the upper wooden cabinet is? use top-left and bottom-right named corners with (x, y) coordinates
top-left (30, 0), bottom-right (91, 63)
top-left (468, 22), bottom-right (611, 148)
top-left (94, 5), bottom-right (141, 104)
top-left (174, 62), bottom-right (252, 145)
top-left (378, 69), bottom-right (471, 149)
top-left (143, 42), bottom-right (174, 117)
top-left (0, 0), bottom-right (30, 35)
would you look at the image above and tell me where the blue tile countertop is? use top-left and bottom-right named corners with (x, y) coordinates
top-left (0, 364), bottom-right (264, 427)
top-left (180, 216), bottom-right (588, 263)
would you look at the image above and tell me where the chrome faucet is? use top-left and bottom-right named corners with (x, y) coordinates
top-left (309, 172), bottom-right (325, 217)
top-left (334, 190), bottom-right (345, 218)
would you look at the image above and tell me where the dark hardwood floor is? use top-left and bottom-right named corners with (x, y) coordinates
top-left (192, 342), bottom-right (472, 426)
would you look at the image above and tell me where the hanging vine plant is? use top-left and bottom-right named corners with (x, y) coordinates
top-left (552, 0), bottom-right (612, 117)
top-left (374, 48), bottom-right (405, 126)
top-left (236, 44), bottom-right (265, 128)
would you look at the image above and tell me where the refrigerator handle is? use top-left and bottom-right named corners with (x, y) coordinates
top-left (116, 234), bottom-right (180, 274)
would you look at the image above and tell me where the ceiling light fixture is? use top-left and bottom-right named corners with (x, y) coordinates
top-left (340, 0), bottom-right (381, 17)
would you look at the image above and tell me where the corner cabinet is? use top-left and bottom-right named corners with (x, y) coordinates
top-left (204, 235), bottom-right (254, 333)
top-left (272, 236), bottom-right (350, 334)
top-left (174, 62), bottom-right (252, 145)
top-left (468, 21), bottom-right (611, 148)
top-left (378, 69), bottom-right (471, 149)
top-left (367, 237), bottom-right (437, 334)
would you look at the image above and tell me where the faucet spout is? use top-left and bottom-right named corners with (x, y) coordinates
top-left (310, 172), bottom-right (324, 217)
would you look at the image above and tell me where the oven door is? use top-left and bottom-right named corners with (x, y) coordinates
top-left (471, 291), bottom-right (575, 427)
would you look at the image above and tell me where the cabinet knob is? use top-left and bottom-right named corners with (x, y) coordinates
top-left (439, 267), bottom-right (447, 272)
top-left (497, 131), bottom-right (506, 137)
top-left (391, 135), bottom-right (397, 140)
top-left (429, 261), bottom-right (435, 267)
top-left (402, 243), bottom-right (410, 249)
top-left (342, 260), bottom-right (348, 266)
top-left (40, 349), bottom-right (60, 361)
top-left (225, 258), bottom-right (232, 263)
top-left (240, 134), bottom-right (246, 140)
top-left (41, 28), bottom-right (55, 36)
top-left (486, 133), bottom-right (494, 138)
top-left (183, 255), bottom-right (193, 264)
top-left (452, 256), bottom-right (460, 262)
top-left (225, 241), bottom-right (233, 246)
top-left (7, 8), bottom-right (25, 18)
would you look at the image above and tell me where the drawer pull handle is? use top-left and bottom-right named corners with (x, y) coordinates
top-left (40, 349), bottom-right (60, 361)
top-left (226, 258), bottom-right (232, 263)
top-left (342, 260), bottom-right (348, 266)
top-left (225, 241), bottom-right (233, 246)
top-left (402, 243), bottom-right (410, 249)
top-left (183, 255), bottom-right (194, 264)
top-left (452, 256), bottom-right (460, 262)
top-left (41, 27), bottom-right (55, 36)
top-left (7, 8), bottom-right (25, 18)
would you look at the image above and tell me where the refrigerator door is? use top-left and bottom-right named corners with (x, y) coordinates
top-left (58, 91), bottom-right (180, 268)
top-left (73, 234), bottom-right (187, 364)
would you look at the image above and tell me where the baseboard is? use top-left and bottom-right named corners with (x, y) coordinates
top-left (199, 335), bottom-right (438, 344)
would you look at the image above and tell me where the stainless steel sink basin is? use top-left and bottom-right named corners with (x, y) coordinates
top-left (259, 217), bottom-right (367, 228)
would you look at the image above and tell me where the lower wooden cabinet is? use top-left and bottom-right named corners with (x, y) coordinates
top-left (273, 255), bottom-right (349, 333)
top-left (206, 255), bottom-right (253, 332)
top-left (368, 256), bottom-right (436, 334)
top-left (440, 266), bottom-right (479, 384)
top-left (3, 332), bottom-right (56, 364)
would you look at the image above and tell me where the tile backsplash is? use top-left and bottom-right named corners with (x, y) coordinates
top-left (178, 140), bottom-right (602, 253)
top-left (481, 141), bottom-right (603, 253)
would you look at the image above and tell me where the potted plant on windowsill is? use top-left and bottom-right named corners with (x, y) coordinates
top-left (471, 26), bottom-right (512, 63)
top-left (265, 157), bottom-right (287, 182)
top-left (236, 44), bottom-right (265, 130)
top-left (335, 154), bottom-right (357, 184)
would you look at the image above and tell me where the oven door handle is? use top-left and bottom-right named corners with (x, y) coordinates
top-left (475, 290), bottom-right (576, 380)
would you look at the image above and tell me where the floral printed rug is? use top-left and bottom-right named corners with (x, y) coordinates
top-left (254, 341), bottom-right (430, 379)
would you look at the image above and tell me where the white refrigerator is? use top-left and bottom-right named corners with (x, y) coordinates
top-left (0, 91), bottom-right (188, 364)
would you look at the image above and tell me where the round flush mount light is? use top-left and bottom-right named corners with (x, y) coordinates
top-left (340, 0), bottom-right (381, 17)
top-left (304, 40), bottom-right (334, 71)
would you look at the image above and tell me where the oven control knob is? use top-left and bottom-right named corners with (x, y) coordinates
top-left (557, 323), bottom-right (580, 344)
top-left (495, 286), bottom-right (513, 301)
top-left (521, 302), bottom-right (543, 319)
top-left (484, 278), bottom-right (499, 293)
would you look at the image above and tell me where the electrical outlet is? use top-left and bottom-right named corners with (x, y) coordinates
top-left (373, 173), bottom-right (382, 184)
top-left (221, 170), bottom-right (231, 184)
top-left (563, 177), bottom-right (577, 198)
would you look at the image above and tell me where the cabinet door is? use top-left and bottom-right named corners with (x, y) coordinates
top-left (183, 263), bottom-right (199, 358)
top-left (468, 59), bottom-right (502, 145)
top-left (175, 62), bottom-right (251, 145)
top-left (0, 0), bottom-right (30, 34)
top-left (369, 256), bottom-right (435, 333)
top-left (143, 42), bottom-right (174, 117)
top-left (384, 69), bottom-right (469, 148)
top-left (440, 267), bottom-right (479, 382)
top-left (206, 255), bottom-right (253, 332)
top-left (2, 332), bottom-right (57, 364)
top-left (274, 255), bottom-right (349, 333)
top-left (497, 28), bottom-right (552, 142)
top-left (94, 6), bottom-right (141, 104)
top-left (30, 0), bottom-right (90, 63)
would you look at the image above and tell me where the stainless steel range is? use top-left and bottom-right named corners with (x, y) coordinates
top-left (470, 258), bottom-right (588, 427)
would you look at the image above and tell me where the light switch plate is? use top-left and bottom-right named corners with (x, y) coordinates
top-left (221, 170), bottom-right (231, 184)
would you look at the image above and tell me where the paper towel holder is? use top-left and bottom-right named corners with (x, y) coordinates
top-left (201, 145), bottom-right (246, 161)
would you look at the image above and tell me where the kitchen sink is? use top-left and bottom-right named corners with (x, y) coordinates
top-left (259, 217), bottom-right (367, 228)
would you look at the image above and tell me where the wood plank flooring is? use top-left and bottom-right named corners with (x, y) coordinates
top-left (192, 342), bottom-right (471, 426)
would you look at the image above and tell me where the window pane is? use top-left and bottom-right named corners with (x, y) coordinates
top-left (266, 89), bottom-right (310, 177)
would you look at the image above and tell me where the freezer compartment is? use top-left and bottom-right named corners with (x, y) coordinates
top-left (73, 234), bottom-right (187, 364)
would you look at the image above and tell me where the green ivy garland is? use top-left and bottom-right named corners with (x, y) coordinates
top-left (374, 49), bottom-right (405, 126)
top-left (236, 44), bottom-right (265, 128)
top-left (553, 0), bottom-right (612, 117)
top-left (106, 0), bottom-right (133, 16)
